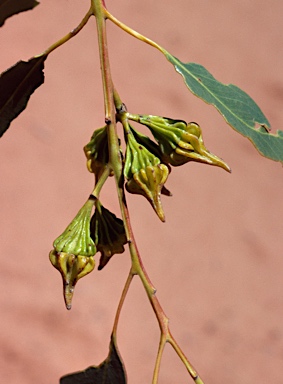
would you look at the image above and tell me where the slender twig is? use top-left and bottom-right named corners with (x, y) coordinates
top-left (38, 7), bottom-right (93, 57)
top-left (168, 331), bottom-right (204, 384)
top-left (112, 270), bottom-right (134, 337)
top-left (152, 333), bottom-right (166, 384)
top-left (90, 165), bottom-right (111, 199)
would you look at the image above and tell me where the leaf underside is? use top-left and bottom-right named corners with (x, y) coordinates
top-left (60, 336), bottom-right (127, 384)
top-left (166, 54), bottom-right (283, 163)
top-left (0, 55), bottom-right (46, 138)
top-left (0, 0), bottom-right (39, 27)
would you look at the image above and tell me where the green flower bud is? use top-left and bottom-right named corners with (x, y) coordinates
top-left (90, 200), bottom-right (127, 270)
top-left (130, 126), bottom-right (172, 197)
top-left (50, 198), bottom-right (96, 309)
top-left (124, 130), bottom-right (169, 221)
top-left (128, 114), bottom-right (230, 172)
top-left (84, 126), bottom-right (111, 181)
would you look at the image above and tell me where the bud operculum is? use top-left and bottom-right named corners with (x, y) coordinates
top-left (50, 198), bottom-right (96, 309)
top-left (49, 251), bottom-right (95, 310)
top-left (124, 128), bottom-right (169, 222)
top-left (90, 200), bottom-right (127, 270)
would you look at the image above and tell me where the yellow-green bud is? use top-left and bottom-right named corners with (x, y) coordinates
top-left (49, 251), bottom-right (95, 310)
top-left (50, 198), bottom-right (96, 309)
top-left (124, 130), bottom-right (169, 221)
top-left (128, 114), bottom-right (230, 172)
top-left (126, 164), bottom-right (169, 222)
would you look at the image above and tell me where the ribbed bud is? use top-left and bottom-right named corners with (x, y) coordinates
top-left (124, 130), bottom-right (169, 221)
top-left (84, 126), bottom-right (111, 181)
top-left (90, 200), bottom-right (127, 270)
top-left (128, 114), bottom-right (230, 172)
top-left (130, 126), bottom-right (172, 197)
top-left (50, 199), bottom-right (96, 309)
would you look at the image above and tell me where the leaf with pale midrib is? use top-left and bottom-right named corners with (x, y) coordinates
top-left (0, 55), bottom-right (46, 138)
top-left (60, 336), bottom-right (127, 384)
top-left (166, 54), bottom-right (283, 164)
top-left (0, 0), bottom-right (39, 26)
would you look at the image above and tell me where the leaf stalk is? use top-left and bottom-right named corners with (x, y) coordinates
top-left (104, 8), bottom-right (167, 56)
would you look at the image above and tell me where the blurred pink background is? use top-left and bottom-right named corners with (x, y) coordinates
top-left (0, 1), bottom-right (282, 383)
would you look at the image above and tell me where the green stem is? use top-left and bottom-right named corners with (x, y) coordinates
top-left (90, 165), bottom-right (110, 199)
top-left (38, 7), bottom-right (93, 57)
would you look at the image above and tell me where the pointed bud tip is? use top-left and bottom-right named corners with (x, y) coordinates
top-left (64, 285), bottom-right (74, 311)
top-left (221, 162), bottom-right (232, 173)
top-left (203, 151), bottom-right (231, 174)
top-left (157, 211), bottom-right (166, 222)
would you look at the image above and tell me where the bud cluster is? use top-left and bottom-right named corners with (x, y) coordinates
top-left (50, 111), bottom-right (230, 307)
top-left (120, 113), bottom-right (230, 221)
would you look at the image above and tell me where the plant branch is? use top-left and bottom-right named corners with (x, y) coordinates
top-left (152, 333), bottom-right (166, 384)
top-left (39, 7), bottom-right (93, 57)
top-left (128, 227), bottom-right (204, 383)
top-left (92, 0), bottom-right (114, 121)
top-left (92, 1), bottom-right (204, 382)
top-left (112, 270), bottom-right (134, 337)
top-left (113, 92), bottom-right (205, 383)
top-left (168, 331), bottom-right (205, 384)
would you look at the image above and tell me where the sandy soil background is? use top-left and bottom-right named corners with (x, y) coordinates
top-left (0, 1), bottom-right (282, 383)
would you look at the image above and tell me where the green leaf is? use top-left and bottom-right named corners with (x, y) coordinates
top-left (0, 0), bottom-right (39, 27)
top-left (166, 54), bottom-right (283, 163)
top-left (0, 55), bottom-right (46, 138)
top-left (60, 335), bottom-right (127, 384)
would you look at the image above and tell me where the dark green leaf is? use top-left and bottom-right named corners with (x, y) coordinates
top-left (60, 335), bottom-right (127, 384)
top-left (0, 55), bottom-right (46, 138)
top-left (0, 0), bottom-right (39, 27)
top-left (166, 54), bottom-right (283, 164)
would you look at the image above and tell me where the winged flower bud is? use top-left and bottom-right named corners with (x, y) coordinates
top-left (84, 126), bottom-right (110, 181)
top-left (128, 114), bottom-right (230, 172)
top-left (124, 129), bottom-right (169, 221)
top-left (49, 198), bottom-right (96, 309)
top-left (90, 200), bottom-right (127, 270)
